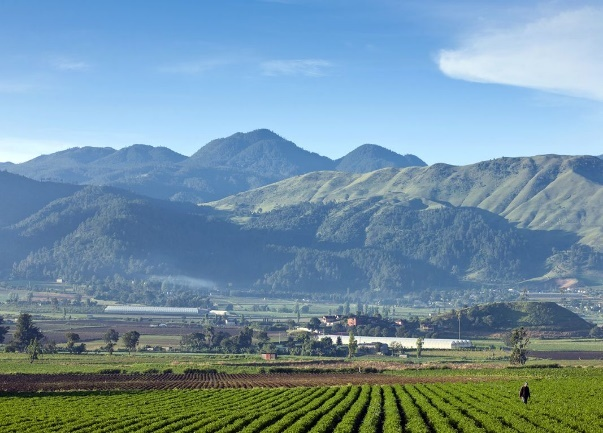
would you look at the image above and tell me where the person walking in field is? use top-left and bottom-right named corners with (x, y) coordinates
top-left (519, 382), bottom-right (530, 404)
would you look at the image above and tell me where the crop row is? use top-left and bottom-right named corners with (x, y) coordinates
top-left (1, 378), bottom-right (601, 432)
top-left (0, 372), bottom-right (461, 392)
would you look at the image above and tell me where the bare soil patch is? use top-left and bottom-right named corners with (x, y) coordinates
top-left (530, 351), bottom-right (603, 360)
top-left (0, 372), bottom-right (490, 393)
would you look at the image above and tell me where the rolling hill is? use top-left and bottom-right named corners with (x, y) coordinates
top-left (431, 301), bottom-right (593, 336)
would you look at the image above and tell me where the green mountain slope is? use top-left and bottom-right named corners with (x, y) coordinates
top-left (431, 301), bottom-right (593, 336)
top-left (210, 154), bottom-right (603, 250)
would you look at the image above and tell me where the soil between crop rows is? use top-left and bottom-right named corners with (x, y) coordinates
top-left (0, 372), bottom-right (490, 393)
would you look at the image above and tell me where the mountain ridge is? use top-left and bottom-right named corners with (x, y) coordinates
top-left (210, 154), bottom-right (603, 250)
top-left (1, 129), bottom-right (426, 203)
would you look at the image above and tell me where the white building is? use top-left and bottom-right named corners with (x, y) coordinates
top-left (321, 334), bottom-right (472, 349)
top-left (104, 306), bottom-right (203, 316)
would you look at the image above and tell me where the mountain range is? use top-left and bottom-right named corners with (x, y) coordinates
top-left (0, 129), bottom-right (426, 203)
top-left (0, 129), bottom-right (602, 305)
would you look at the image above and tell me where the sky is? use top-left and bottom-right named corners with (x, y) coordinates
top-left (0, 0), bottom-right (601, 166)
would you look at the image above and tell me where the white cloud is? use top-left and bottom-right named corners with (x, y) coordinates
top-left (53, 57), bottom-right (90, 71)
top-left (437, 7), bottom-right (603, 101)
top-left (261, 59), bottom-right (333, 77)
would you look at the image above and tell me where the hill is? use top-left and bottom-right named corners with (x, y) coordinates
top-left (210, 154), bottom-right (603, 251)
top-left (2, 129), bottom-right (426, 203)
top-left (0, 171), bottom-right (80, 227)
top-left (335, 143), bottom-right (426, 173)
top-left (431, 301), bottom-right (593, 337)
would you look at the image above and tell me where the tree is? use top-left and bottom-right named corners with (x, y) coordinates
top-left (237, 327), bottom-right (253, 351)
top-left (509, 327), bottom-right (530, 365)
top-left (103, 328), bottom-right (119, 354)
top-left (27, 338), bottom-right (42, 363)
top-left (348, 330), bottom-right (358, 358)
top-left (66, 332), bottom-right (80, 349)
top-left (416, 337), bottom-right (424, 358)
top-left (66, 332), bottom-right (85, 354)
top-left (180, 332), bottom-right (206, 352)
top-left (122, 331), bottom-right (140, 354)
top-left (308, 317), bottom-right (321, 332)
top-left (256, 331), bottom-right (270, 351)
top-left (0, 316), bottom-right (8, 344)
top-left (11, 313), bottom-right (44, 352)
top-left (589, 325), bottom-right (603, 339)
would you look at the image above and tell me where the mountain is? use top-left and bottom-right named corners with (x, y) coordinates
top-left (186, 129), bottom-right (333, 178)
top-left (6, 147), bottom-right (115, 184)
top-left (0, 171), bottom-right (80, 227)
top-left (95, 144), bottom-right (186, 166)
top-left (1, 155), bottom-right (602, 303)
top-left (335, 144), bottom-right (426, 173)
top-left (210, 154), bottom-right (603, 251)
top-left (2, 130), bottom-right (426, 203)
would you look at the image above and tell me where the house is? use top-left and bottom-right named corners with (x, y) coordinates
top-left (320, 315), bottom-right (341, 326)
top-left (261, 353), bottom-right (277, 360)
top-left (419, 323), bottom-right (435, 332)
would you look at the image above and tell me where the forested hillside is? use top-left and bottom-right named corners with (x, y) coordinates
top-left (431, 301), bottom-right (593, 336)
top-left (1, 150), bottom-right (602, 305)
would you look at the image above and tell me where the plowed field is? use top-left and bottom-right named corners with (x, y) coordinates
top-left (0, 372), bottom-right (488, 392)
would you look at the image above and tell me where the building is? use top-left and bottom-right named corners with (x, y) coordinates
top-left (104, 306), bottom-right (203, 316)
top-left (322, 334), bottom-right (472, 350)
top-left (261, 353), bottom-right (277, 360)
top-left (321, 315), bottom-right (341, 326)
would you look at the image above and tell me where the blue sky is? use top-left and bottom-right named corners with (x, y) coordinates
top-left (0, 0), bottom-right (601, 166)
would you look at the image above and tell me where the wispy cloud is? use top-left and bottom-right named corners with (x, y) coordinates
top-left (52, 57), bottom-right (90, 71)
top-left (437, 7), bottom-right (603, 101)
top-left (261, 59), bottom-right (333, 77)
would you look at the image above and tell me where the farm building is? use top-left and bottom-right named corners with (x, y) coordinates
top-left (322, 335), bottom-right (472, 349)
top-left (104, 306), bottom-right (204, 316)
top-left (261, 353), bottom-right (277, 360)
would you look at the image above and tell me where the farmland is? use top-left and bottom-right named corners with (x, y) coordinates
top-left (0, 367), bottom-right (602, 432)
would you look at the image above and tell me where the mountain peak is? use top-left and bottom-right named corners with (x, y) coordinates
top-left (97, 144), bottom-right (187, 165)
top-left (187, 129), bottom-right (332, 178)
top-left (336, 143), bottom-right (426, 173)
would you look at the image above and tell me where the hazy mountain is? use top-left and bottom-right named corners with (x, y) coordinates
top-left (6, 147), bottom-right (115, 183)
top-left (2, 129), bottom-right (425, 202)
top-left (186, 129), bottom-right (333, 178)
top-left (335, 144), bottom-right (426, 173)
top-left (0, 171), bottom-right (80, 227)
top-left (2, 135), bottom-right (601, 301)
top-left (95, 144), bottom-right (186, 166)
top-left (1, 159), bottom-right (601, 301)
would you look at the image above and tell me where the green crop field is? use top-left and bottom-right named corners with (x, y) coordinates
top-left (1, 367), bottom-right (602, 432)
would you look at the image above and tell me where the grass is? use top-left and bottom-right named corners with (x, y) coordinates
top-left (528, 338), bottom-right (603, 351)
top-left (0, 345), bottom-right (601, 376)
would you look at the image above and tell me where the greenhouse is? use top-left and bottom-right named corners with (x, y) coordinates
top-left (322, 335), bottom-right (472, 349)
top-left (104, 306), bottom-right (202, 316)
